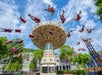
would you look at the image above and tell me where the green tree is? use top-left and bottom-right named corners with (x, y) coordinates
top-left (32, 49), bottom-right (44, 70)
top-left (59, 45), bottom-right (74, 60)
top-left (2, 38), bottom-right (24, 71)
top-left (0, 37), bottom-right (8, 59)
top-left (95, 0), bottom-right (102, 22)
top-left (3, 57), bottom-right (22, 71)
top-left (7, 38), bottom-right (24, 55)
top-left (29, 58), bottom-right (36, 71)
top-left (33, 49), bottom-right (44, 61)
top-left (72, 53), bottom-right (90, 68)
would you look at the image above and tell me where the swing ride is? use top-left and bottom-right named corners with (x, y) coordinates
top-left (31, 21), bottom-right (66, 49)
top-left (30, 21), bottom-right (66, 75)
top-left (0, 2), bottom-right (102, 75)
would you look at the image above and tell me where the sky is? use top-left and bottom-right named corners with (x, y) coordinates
top-left (0, 0), bottom-right (102, 53)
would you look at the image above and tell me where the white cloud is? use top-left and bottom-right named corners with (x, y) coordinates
top-left (25, 0), bottom-right (49, 24)
top-left (0, 0), bottom-right (21, 40)
top-left (62, 0), bottom-right (102, 53)
top-left (70, 22), bottom-right (102, 52)
top-left (81, 0), bottom-right (97, 13)
top-left (80, 11), bottom-right (88, 23)
top-left (0, 1), bottom-right (20, 28)
top-left (61, 0), bottom-right (97, 24)
top-left (61, 0), bottom-right (81, 23)
top-left (43, 0), bottom-right (53, 6)
top-left (19, 25), bottom-right (26, 30)
top-left (85, 20), bottom-right (96, 29)
top-left (90, 28), bottom-right (102, 50)
top-left (0, 0), bottom-right (101, 51)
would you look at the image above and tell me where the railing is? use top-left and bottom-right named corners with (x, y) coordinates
top-left (33, 20), bottom-right (65, 31)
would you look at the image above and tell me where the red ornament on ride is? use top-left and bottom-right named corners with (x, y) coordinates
top-left (20, 17), bottom-right (26, 23)
top-left (15, 29), bottom-right (21, 33)
top-left (76, 42), bottom-right (80, 45)
top-left (11, 47), bottom-right (16, 54)
top-left (67, 30), bottom-right (72, 38)
top-left (86, 29), bottom-right (93, 33)
top-left (28, 14), bottom-right (40, 23)
top-left (45, 5), bottom-right (55, 15)
top-left (74, 11), bottom-right (81, 21)
top-left (67, 32), bottom-right (71, 38)
top-left (4, 42), bottom-right (9, 45)
top-left (17, 40), bottom-right (23, 43)
top-left (49, 31), bottom-right (53, 35)
top-left (4, 29), bottom-right (13, 32)
top-left (78, 48), bottom-right (86, 51)
top-left (79, 25), bottom-right (84, 32)
top-left (4, 40), bottom-right (13, 45)
top-left (8, 40), bottom-right (13, 43)
top-left (60, 10), bottom-right (66, 23)
top-left (33, 17), bottom-right (41, 23)
top-left (29, 34), bottom-right (34, 38)
top-left (19, 54), bottom-right (22, 58)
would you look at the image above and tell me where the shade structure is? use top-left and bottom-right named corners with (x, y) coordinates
top-left (31, 21), bottom-right (66, 49)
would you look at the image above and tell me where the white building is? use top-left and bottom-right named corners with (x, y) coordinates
top-left (55, 54), bottom-right (74, 71)
top-left (22, 52), bottom-right (33, 72)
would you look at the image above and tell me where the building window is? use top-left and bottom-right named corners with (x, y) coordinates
top-left (42, 67), bottom-right (48, 73)
top-left (56, 66), bottom-right (58, 70)
top-left (52, 67), bottom-right (55, 73)
top-left (50, 44), bottom-right (53, 50)
top-left (50, 59), bottom-right (52, 61)
top-left (63, 66), bottom-right (65, 70)
top-left (45, 43), bottom-right (53, 50)
top-left (57, 59), bottom-right (59, 62)
top-left (49, 67), bottom-right (51, 73)
top-left (60, 66), bottom-right (61, 70)
top-left (66, 65), bottom-right (68, 70)
top-left (42, 66), bottom-right (55, 73)
top-left (45, 44), bottom-right (49, 50)
top-left (44, 59), bottom-right (46, 62)
top-left (68, 65), bottom-right (71, 69)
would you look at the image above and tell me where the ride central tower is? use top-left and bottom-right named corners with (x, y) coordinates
top-left (31, 21), bottom-right (66, 75)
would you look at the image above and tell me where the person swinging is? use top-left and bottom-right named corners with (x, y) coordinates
top-left (60, 10), bottom-right (66, 23)
top-left (28, 14), bottom-right (41, 23)
top-left (45, 5), bottom-right (55, 16)
top-left (74, 11), bottom-right (81, 21)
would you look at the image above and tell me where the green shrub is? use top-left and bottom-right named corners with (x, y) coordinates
top-left (29, 59), bottom-right (36, 71)
top-left (76, 70), bottom-right (86, 75)
top-left (97, 70), bottom-right (102, 75)
top-left (2, 57), bottom-right (22, 71)
top-left (57, 70), bottom-right (64, 74)
top-left (57, 70), bottom-right (86, 75)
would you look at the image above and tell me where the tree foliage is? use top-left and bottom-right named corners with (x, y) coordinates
top-left (28, 49), bottom-right (44, 70)
top-left (3, 57), bottom-right (22, 71)
top-left (72, 53), bottom-right (90, 68)
top-left (0, 37), bottom-right (24, 71)
top-left (29, 58), bottom-right (36, 71)
top-left (0, 37), bottom-right (8, 59)
top-left (7, 38), bottom-right (24, 55)
top-left (33, 49), bottom-right (44, 61)
top-left (59, 45), bottom-right (74, 59)
top-left (95, 0), bottom-right (102, 22)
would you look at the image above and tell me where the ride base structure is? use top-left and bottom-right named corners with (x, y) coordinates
top-left (31, 21), bottom-right (66, 75)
